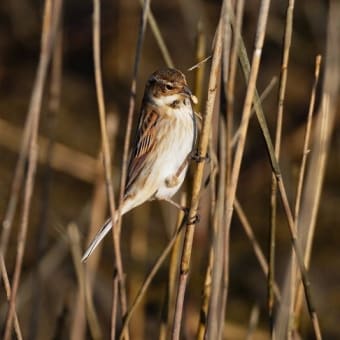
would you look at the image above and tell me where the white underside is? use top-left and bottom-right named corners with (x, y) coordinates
top-left (126, 98), bottom-right (194, 208)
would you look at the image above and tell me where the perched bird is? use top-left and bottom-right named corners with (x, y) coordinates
top-left (82, 68), bottom-right (196, 262)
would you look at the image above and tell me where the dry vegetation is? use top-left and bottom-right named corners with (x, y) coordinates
top-left (0, 0), bottom-right (339, 339)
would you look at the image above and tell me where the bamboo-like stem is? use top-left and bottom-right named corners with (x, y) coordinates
top-left (92, 0), bottom-right (128, 337)
top-left (268, 1), bottom-right (295, 335)
top-left (3, 1), bottom-right (61, 338)
top-left (292, 55), bottom-right (321, 331)
top-left (119, 218), bottom-right (186, 340)
top-left (171, 19), bottom-right (223, 340)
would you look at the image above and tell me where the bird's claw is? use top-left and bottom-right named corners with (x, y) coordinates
top-left (191, 150), bottom-right (210, 163)
top-left (186, 213), bottom-right (200, 225)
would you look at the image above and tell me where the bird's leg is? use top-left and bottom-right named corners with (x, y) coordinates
top-left (162, 197), bottom-right (189, 214)
top-left (163, 198), bottom-right (200, 225)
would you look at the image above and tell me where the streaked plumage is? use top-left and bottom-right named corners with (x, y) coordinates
top-left (82, 68), bottom-right (196, 262)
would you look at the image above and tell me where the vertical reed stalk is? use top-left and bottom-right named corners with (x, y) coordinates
top-left (171, 19), bottom-right (223, 340)
top-left (220, 3), bottom-right (271, 337)
top-left (268, 1), bottom-right (295, 336)
top-left (92, 0), bottom-right (128, 337)
top-left (118, 0), bottom-right (151, 233)
top-left (4, 1), bottom-right (62, 338)
top-left (291, 56), bottom-right (321, 333)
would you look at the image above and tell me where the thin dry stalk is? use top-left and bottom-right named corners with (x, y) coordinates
top-left (231, 76), bottom-right (278, 146)
top-left (0, 237), bottom-right (69, 321)
top-left (0, 113), bottom-right (33, 263)
top-left (171, 19), bottom-right (223, 340)
top-left (268, 0), bottom-right (295, 334)
top-left (192, 23), bottom-right (206, 113)
top-left (184, 33), bottom-right (208, 340)
top-left (234, 198), bottom-right (281, 301)
top-left (206, 117), bottom-right (226, 340)
top-left (111, 272), bottom-right (119, 340)
top-left (216, 2), bottom-right (236, 337)
top-left (3, 1), bottom-right (62, 338)
top-left (246, 305), bottom-right (260, 340)
top-left (119, 219), bottom-right (186, 340)
top-left (128, 204), bottom-right (150, 339)
top-left (197, 124), bottom-right (221, 340)
top-left (197, 252), bottom-right (213, 340)
top-left (226, 0), bottom-right (244, 167)
top-left (159, 195), bottom-right (187, 340)
top-left (30, 18), bottom-right (63, 339)
top-left (72, 115), bottom-right (117, 340)
top-left (68, 223), bottom-right (102, 340)
top-left (232, 4), bottom-right (322, 336)
top-left (286, 4), bottom-right (338, 331)
top-left (226, 0), bottom-right (244, 123)
top-left (200, 136), bottom-right (219, 338)
top-left (71, 161), bottom-right (106, 340)
top-left (0, 257), bottom-right (23, 340)
top-left (291, 55), bottom-right (321, 328)
top-left (220, 3), bottom-right (271, 337)
top-left (293, 58), bottom-right (321, 255)
top-left (138, 0), bottom-right (174, 68)
top-left (118, 0), bottom-right (151, 235)
top-left (92, 1), bottom-right (128, 337)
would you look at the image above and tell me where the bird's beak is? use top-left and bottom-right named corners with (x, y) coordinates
top-left (183, 85), bottom-right (198, 104)
top-left (182, 85), bottom-right (192, 97)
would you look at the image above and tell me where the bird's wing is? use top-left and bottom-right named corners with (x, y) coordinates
top-left (124, 102), bottom-right (160, 194)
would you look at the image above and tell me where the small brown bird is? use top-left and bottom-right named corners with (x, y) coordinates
top-left (82, 68), bottom-right (196, 261)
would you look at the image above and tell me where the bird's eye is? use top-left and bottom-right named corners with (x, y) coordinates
top-left (165, 84), bottom-right (173, 90)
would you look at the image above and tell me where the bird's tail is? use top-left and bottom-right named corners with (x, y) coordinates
top-left (81, 213), bottom-right (118, 262)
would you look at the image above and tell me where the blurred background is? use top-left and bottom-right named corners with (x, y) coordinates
top-left (0, 0), bottom-right (339, 339)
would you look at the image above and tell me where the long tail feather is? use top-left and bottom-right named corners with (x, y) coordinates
top-left (82, 216), bottom-right (115, 262)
